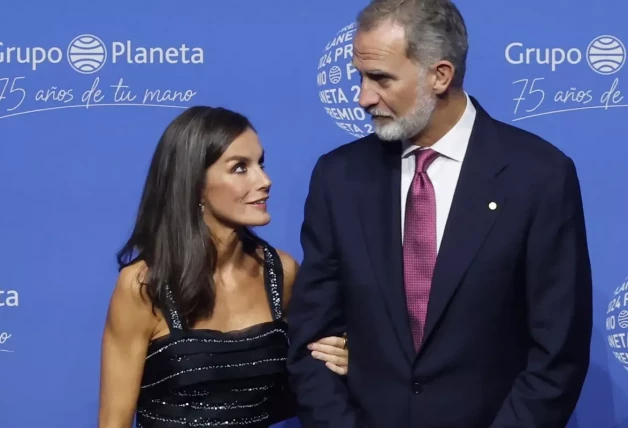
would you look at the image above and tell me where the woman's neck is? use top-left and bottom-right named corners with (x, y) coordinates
top-left (211, 227), bottom-right (245, 269)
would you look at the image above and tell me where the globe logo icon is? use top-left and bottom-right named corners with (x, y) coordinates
top-left (329, 66), bottom-right (342, 84)
top-left (317, 22), bottom-right (373, 138)
top-left (67, 35), bottom-right (107, 74)
top-left (606, 276), bottom-right (628, 372)
top-left (619, 310), bottom-right (628, 329)
top-left (586, 35), bottom-right (625, 75)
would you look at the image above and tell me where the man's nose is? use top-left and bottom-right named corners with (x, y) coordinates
top-left (358, 83), bottom-right (380, 110)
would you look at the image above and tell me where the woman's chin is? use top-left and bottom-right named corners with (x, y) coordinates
top-left (244, 213), bottom-right (271, 227)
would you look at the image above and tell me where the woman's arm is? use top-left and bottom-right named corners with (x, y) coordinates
top-left (267, 251), bottom-right (350, 424)
top-left (269, 334), bottom-right (349, 424)
top-left (278, 249), bottom-right (349, 373)
top-left (98, 263), bottom-right (158, 428)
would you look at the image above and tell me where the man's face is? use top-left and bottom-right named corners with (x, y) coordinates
top-left (353, 20), bottom-right (437, 141)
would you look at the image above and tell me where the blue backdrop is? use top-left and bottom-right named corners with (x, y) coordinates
top-left (1, 1), bottom-right (627, 427)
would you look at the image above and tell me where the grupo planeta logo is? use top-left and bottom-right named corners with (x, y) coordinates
top-left (0, 34), bottom-right (204, 120)
top-left (316, 22), bottom-right (374, 139)
top-left (505, 34), bottom-right (627, 122)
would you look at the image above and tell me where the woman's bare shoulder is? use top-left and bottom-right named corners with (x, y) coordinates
top-left (106, 260), bottom-right (158, 335)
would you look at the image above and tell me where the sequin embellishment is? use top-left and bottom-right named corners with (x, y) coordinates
top-left (263, 245), bottom-right (282, 320)
top-left (135, 242), bottom-right (288, 427)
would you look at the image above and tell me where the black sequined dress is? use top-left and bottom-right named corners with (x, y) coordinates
top-left (136, 244), bottom-right (294, 427)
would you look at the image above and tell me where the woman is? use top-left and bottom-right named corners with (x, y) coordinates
top-left (98, 106), bottom-right (349, 428)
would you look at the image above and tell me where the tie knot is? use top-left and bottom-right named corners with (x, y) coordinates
top-left (414, 148), bottom-right (439, 173)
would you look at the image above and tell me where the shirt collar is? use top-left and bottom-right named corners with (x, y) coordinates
top-left (401, 92), bottom-right (476, 162)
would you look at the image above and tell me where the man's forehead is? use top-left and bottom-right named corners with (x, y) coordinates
top-left (354, 24), bottom-right (407, 59)
top-left (356, 21), bottom-right (406, 44)
top-left (353, 39), bottom-right (407, 71)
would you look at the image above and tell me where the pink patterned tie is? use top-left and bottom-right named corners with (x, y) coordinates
top-left (403, 148), bottom-right (439, 352)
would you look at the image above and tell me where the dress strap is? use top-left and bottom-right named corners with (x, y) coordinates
top-left (262, 244), bottom-right (284, 320)
top-left (163, 284), bottom-right (185, 331)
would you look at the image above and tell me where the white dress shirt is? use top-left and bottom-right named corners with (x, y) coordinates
top-left (401, 93), bottom-right (476, 253)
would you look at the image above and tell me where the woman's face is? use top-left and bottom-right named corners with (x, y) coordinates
top-left (201, 128), bottom-right (271, 229)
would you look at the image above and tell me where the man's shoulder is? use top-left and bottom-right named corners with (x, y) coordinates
top-left (304, 134), bottom-right (384, 190)
top-left (315, 133), bottom-right (385, 172)
top-left (322, 133), bottom-right (382, 159)
top-left (490, 115), bottom-right (572, 171)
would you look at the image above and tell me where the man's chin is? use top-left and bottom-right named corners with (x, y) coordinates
top-left (373, 124), bottom-right (403, 141)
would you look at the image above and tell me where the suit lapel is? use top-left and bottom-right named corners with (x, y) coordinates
top-left (357, 99), bottom-right (509, 362)
top-left (358, 138), bottom-right (415, 363)
top-left (419, 99), bottom-right (509, 352)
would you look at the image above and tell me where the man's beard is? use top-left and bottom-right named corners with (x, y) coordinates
top-left (367, 80), bottom-right (437, 142)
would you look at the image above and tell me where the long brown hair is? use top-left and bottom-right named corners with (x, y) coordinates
top-left (116, 106), bottom-right (259, 327)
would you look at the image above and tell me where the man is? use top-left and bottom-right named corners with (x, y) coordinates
top-left (287, 0), bottom-right (593, 427)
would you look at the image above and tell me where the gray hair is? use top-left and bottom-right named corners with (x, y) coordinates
top-left (357, 0), bottom-right (468, 87)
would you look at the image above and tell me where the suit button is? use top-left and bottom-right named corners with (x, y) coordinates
top-left (412, 381), bottom-right (422, 394)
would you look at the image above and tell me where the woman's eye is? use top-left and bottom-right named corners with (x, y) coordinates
top-left (233, 163), bottom-right (247, 173)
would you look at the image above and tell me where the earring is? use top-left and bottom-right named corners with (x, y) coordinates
top-left (199, 203), bottom-right (204, 213)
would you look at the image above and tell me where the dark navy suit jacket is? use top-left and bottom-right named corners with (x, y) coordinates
top-left (286, 97), bottom-right (592, 428)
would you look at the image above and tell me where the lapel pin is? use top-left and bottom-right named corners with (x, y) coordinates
top-left (488, 202), bottom-right (497, 211)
